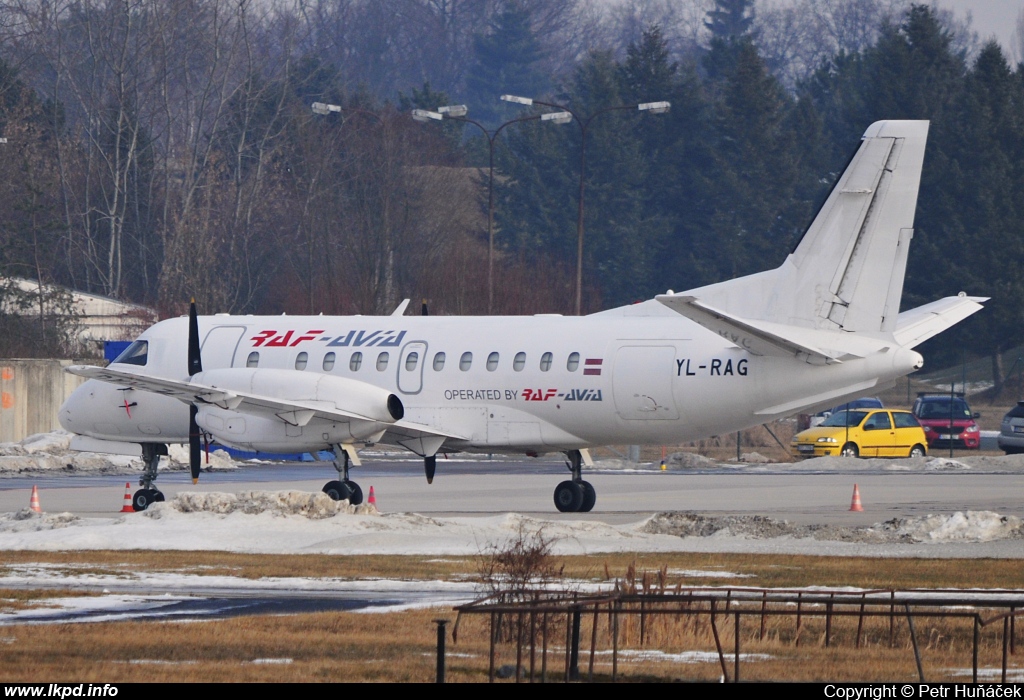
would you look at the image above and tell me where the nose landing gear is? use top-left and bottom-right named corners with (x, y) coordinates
top-left (554, 450), bottom-right (596, 513)
top-left (132, 443), bottom-right (168, 512)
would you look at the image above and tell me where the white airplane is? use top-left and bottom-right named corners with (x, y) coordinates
top-left (58, 120), bottom-right (984, 513)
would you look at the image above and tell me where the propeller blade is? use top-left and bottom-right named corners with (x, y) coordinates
top-left (425, 455), bottom-right (436, 484)
top-left (189, 404), bottom-right (201, 483)
top-left (188, 298), bottom-right (203, 376)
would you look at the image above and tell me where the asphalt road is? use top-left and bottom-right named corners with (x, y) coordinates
top-left (2, 456), bottom-right (1023, 527)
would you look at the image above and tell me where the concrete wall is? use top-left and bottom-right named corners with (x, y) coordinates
top-left (0, 360), bottom-right (87, 443)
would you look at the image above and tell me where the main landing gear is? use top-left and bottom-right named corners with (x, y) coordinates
top-left (133, 443), bottom-right (167, 512)
top-left (322, 447), bottom-right (363, 505)
top-left (554, 449), bottom-right (596, 513)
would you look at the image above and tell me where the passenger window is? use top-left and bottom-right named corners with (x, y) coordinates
top-left (540, 352), bottom-right (553, 372)
top-left (567, 352), bottom-right (580, 372)
top-left (460, 352), bottom-right (473, 371)
top-left (376, 352), bottom-right (389, 371)
top-left (487, 352), bottom-right (499, 371)
top-left (433, 352), bottom-right (446, 371)
top-left (114, 340), bottom-right (148, 366)
top-left (513, 352), bottom-right (526, 371)
top-left (865, 412), bottom-right (892, 430)
top-left (350, 352), bottom-right (363, 371)
top-left (322, 352), bottom-right (336, 371)
top-left (893, 412), bottom-right (920, 429)
top-left (405, 352), bottom-right (419, 371)
top-left (246, 351), bottom-right (259, 368)
top-left (295, 352), bottom-right (308, 370)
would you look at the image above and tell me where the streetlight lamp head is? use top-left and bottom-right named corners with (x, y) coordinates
top-left (412, 109), bottom-right (444, 122)
top-left (438, 105), bottom-right (468, 117)
top-left (311, 101), bottom-right (344, 115)
top-left (501, 94), bottom-right (534, 106)
top-left (541, 111), bottom-right (573, 124)
top-left (638, 101), bottom-right (671, 114)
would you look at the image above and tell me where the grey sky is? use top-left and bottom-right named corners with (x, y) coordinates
top-left (932, 0), bottom-right (1022, 58)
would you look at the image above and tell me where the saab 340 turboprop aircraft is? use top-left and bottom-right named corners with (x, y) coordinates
top-left (59, 120), bottom-right (985, 513)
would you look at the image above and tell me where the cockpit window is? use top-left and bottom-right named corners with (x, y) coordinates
top-left (113, 340), bottom-right (148, 366)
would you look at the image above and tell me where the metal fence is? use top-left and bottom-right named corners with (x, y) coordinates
top-left (447, 586), bottom-right (1024, 683)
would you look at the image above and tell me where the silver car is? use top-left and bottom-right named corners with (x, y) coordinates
top-left (997, 402), bottom-right (1024, 454)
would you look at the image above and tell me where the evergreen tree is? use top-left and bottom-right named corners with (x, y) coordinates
top-left (698, 38), bottom-right (800, 282)
top-left (464, 1), bottom-right (549, 127)
top-left (704, 0), bottom-right (756, 42)
top-left (915, 42), bottom-right (1024, 395)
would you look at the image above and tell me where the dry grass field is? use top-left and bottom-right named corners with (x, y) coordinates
top-left (0, 550), bottom-right (1022, 682)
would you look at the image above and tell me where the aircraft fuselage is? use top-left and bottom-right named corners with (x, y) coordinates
top-left (60, 304), bottom-right (921, 454)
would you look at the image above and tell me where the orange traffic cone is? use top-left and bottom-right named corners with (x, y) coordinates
top-left (120, 483), bottom-right (134, 513)
top-left (368, 486), bottom-right (377, 509)
top-left (849, 484), bottom-right (864, 512)
top-left (29, 485), bottom-right (41, 513)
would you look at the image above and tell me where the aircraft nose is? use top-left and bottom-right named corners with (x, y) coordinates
top-left (59, 379), bottom-right (112, 434)
top-left (58, 382), bottom-right (89, 432)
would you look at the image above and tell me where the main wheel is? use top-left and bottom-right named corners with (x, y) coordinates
top-left (840, 443), bottom-right (859, 458)
top-left (132, 489), bottom-right (156, 512)
top-left (909, 444), bottom-right (926, 458)
top-left (554, 480), bottom-right (584, 513)
top-left (579, 481), bottom-right (596, 513)
top-left (322, 480), bottom-right (352, 502)
top-left (345, 481), bottom-right (363, 506)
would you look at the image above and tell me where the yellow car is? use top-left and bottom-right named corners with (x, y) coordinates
top-left (790, 409), bottom-right (928, 459)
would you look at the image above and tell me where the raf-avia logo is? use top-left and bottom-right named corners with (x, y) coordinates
top-left (249, 329), bottom-right (407, 348)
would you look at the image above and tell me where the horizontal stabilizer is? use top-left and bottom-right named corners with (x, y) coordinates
top-left (755, 379), bottom-right (880, 417)
top-left (894, 295), bottom-right (987, 348)
top-left (656, 295), bottom-right (878, 363)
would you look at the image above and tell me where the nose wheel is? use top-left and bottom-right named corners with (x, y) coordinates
top-left (132, 443), bottom-right (168, 512)
top-left (133, 489), bottom-right (165, 512)
top-left (554, 450), bottom-right (596, 513)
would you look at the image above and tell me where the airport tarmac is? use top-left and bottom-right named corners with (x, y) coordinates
top-left (2, 455), bottom-right (1023, 528)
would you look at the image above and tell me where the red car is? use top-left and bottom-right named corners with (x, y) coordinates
top-left (911, 394), bottom-right (981, 449)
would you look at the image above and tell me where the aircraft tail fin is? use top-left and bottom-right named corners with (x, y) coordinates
top-left (663, 121), bottom-right (931, 335)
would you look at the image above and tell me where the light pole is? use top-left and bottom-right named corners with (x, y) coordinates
top-left (501, 95), bottom-right (670, 315)
top-left (312, 102), bottom-right (397, 314)
top-left (412, 106), bottom-right (571, 314)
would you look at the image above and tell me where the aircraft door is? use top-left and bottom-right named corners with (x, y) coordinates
top-left (612, 346), bottom-right (680, 420)
top-left (201, 326), bottom-right (247, 369)
top-left (397, 341), bottom-right (428, 394)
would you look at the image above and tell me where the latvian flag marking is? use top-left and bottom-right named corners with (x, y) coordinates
top-left (584, 358), bottom-right (603, 376)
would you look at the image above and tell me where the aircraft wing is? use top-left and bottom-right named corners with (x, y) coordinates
top-left (376, 420), bottom-right (467, 457)
top-left (67, 364), bottom-right (389, 428)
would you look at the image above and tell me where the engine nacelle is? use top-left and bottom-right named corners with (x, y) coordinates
top-left (191, 368), bottom-right (404, 453)
top-left (196, 404), bottom-right (386, 452)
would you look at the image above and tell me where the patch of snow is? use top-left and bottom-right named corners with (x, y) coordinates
top-left (163, 491), bottom-right (376, 518)
top-left (737, 452), bottom-right (771, 463)
top-left (0, 430), bottom-right (240, 475)
top-left (591, 649), bottom-right (772, 664)
top-left (665, 452), bottom-right (717, 469)
top-left (923, 457), bottom-right (971, 471)
top-left (876, 511), bottom-right (1023, 542)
